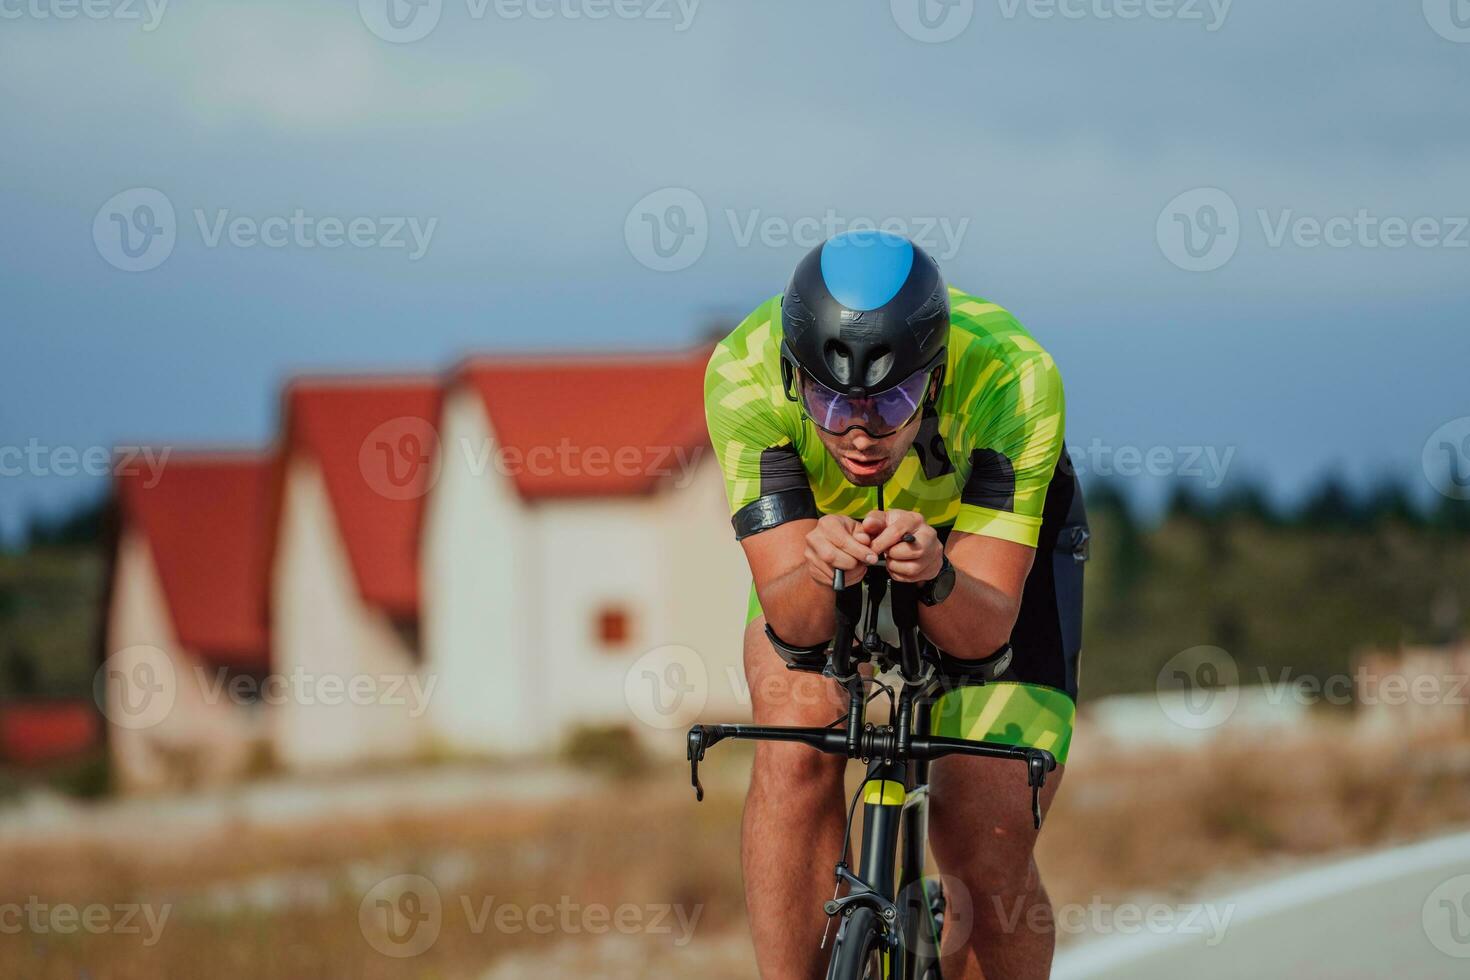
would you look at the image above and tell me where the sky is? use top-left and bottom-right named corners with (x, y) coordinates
top-left (2, 0), bottom-right (1468, 542)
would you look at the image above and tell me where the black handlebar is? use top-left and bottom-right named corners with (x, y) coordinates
top-left (688, 529), bottom-right (1053, 826)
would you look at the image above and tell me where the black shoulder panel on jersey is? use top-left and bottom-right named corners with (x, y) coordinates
top-left (732, 489), bottom-right (819, 540)
top-left (759, 445), bottom-right (810, 495)
top-left (911, 408), bottom-right (955, 480)
top-left (961, 449), bottom-right (1016, 512)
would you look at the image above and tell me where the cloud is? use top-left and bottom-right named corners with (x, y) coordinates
top-left (0, 1), bottom-right (530, 132)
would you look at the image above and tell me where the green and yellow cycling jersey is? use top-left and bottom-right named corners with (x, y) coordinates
top-left (707, 289), bottom-right (1085, 766)
top-left (705, 288), bottom-right (1067, 547)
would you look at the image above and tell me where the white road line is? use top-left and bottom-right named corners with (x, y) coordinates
top-left (1052, 829), bottom-right (1470, 978)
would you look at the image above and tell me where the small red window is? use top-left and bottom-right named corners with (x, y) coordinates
top-left (596, 606), bottom-right (632, 648)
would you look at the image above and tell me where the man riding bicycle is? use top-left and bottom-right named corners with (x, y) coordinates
top-left (705, 230), bottom-right (1087, 979)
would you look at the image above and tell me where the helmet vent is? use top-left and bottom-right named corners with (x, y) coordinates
top-left (864, 348), bottom-right (894, 387)
top-left (823, 341), bottom-right (852, 386)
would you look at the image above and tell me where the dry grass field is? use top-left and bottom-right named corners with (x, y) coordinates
top-left (4, 724), bottom-right (1470, 978)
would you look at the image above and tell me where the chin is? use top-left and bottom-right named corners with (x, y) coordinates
top-left (841, 463), bottom-right (899, 487)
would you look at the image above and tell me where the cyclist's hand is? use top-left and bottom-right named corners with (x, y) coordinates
top-left (805, 514), bottom-right (877, 587)
top-left (862, 510), bottom-right (944, 583)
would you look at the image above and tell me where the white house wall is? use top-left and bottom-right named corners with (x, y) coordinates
top-left (421, 387), bottom-right (544, 754)
top-left (653, 456), bottom-right (753, 727)
top-left (105, 528), bottom-right (264, 792)
top-left (271, 458), bottom-right (426, 770)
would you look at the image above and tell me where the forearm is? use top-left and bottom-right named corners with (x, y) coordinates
top-left (916, 566), bottom-right (1019, 660)
top-left (757, 564), bottom-right (839, 647)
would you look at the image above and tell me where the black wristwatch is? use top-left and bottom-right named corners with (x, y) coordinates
top-left (918, 554), bottom-right (956, 607)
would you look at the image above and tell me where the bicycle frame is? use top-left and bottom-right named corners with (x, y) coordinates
top-left (687, 567), bottom-right (1057, 978)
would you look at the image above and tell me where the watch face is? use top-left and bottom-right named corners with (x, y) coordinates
top-left (924, 560), bottom-right (956, 605)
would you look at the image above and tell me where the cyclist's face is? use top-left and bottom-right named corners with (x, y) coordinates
top-left (814, 413), bottom-right (924, 487)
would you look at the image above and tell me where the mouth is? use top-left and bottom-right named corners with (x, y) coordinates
top-left (842, 455), bottom-right (887, 477)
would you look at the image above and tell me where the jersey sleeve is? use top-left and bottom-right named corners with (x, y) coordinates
top-left (704, 315), bottom-right (817, 539)
top-left (952, 350), bottom-right (1066, 548)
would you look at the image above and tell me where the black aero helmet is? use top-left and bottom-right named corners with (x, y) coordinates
top-left (780, 230), bottom-right (949, 435)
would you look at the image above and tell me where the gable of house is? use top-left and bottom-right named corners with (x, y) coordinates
top-left (273, 378), bottom-right (443, 620)
top-left (456, 347), bottom-right (711, 500)
top-left (114, 453), bottom-right (274, 671)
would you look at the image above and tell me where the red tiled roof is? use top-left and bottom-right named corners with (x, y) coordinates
top-left (457, 347), bottom-right (712, 499)
top-left (116, 453), bottom-right (273, 670)
top-left (0, 700), bottom-right (100, 766)
top-left (279, 377), bottom-right (442, 619)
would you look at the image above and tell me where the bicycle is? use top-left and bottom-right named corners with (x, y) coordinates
top-left (687, 551), bottom-right (1057, 979)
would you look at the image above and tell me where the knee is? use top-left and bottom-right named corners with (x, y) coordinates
top-left (930, 821), bottom-right (1043, 904)
top-left (750, 740), bottom-right (845, 802)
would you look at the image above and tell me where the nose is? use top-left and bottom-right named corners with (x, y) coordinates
top-left (849, 430), bottom-right (877, 452)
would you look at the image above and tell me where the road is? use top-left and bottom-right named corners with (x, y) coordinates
top-left (1053, 831), bottom-right (1470, 980)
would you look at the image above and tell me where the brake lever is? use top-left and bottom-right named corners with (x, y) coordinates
top-left (688, 727), bottom-right (710, 802)
top-left (1025, 751), bottom-right (1057, 829)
